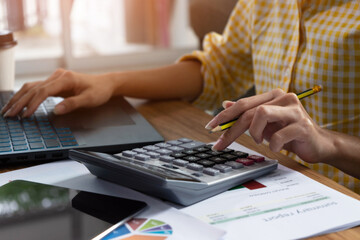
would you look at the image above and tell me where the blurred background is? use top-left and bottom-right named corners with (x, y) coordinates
top-left (0, 0), bottom-right (237, 82)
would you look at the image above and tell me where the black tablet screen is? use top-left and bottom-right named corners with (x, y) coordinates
top-left (0, 180), bottom-right (147, 240)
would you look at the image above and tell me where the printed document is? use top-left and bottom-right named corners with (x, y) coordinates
top-left (182, 142), bottom-right (360, 240)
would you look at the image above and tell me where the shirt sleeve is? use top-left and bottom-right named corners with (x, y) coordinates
top-left (178, 0), bottom-right (255, 111)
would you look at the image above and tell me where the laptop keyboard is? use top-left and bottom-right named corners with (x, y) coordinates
top-left (0, 93), bottom-right (78, 153)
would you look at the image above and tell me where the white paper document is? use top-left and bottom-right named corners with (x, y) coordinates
top-left (182, 142), bottom-right (360, 240)
top-left (0, 160), bottom-right (225, 240)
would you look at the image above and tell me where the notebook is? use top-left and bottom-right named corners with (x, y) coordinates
top-left (0, 91), bottom-right (164, 165)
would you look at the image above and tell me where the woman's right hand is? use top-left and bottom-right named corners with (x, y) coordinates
top-left (1, 68), bottom-right (116, 118)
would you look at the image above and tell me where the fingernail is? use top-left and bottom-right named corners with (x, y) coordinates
top-left (54, 104), bottom-right (65, 115)
top-left (222, 100), bottom-right (232, 109)
top-left (211, 138), bottom-right (223, 151)
top-left (205, 121), bottom-right (214, 130)
top-left (3, 109), bottom-right (11, 118)
top-left (21, 109), bottom-right (30, 118)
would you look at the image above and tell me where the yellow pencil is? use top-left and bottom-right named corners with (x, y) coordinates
top-left (209, 85), bottom-right (322, 133)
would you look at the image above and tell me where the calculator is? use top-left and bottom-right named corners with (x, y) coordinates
top-left (69, 138), bottom-right (278, 206)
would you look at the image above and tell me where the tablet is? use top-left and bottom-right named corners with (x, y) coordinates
top-left (0, 180), bottom-right (147, 240)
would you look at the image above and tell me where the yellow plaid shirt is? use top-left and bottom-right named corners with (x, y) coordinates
top-left (180, 0), bottom-right (360, 193)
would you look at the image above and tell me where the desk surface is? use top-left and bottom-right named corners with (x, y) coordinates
top-left (135, 100), bottom-right (360, 240)
top-left (1, 99), bottom-right (360, 239)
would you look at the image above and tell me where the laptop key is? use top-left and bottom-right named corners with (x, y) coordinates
top-left (11, 137), bottom-right (25, 141)
top-left (13, 145), bottom-right (29, 151)
top-left (0, 142), bottom-right (11, 147)
top-left (12, 140), bottom-right (27, 146)
top-left (29, 142), bottom-right (45, 149)
top-left (0, 138), bottom-right (10, 143)
top-left (44, 139), bottom-right (60, 148)
top-left (28, 137), bottom-right (42, 143)
top-left (0, 147), bottom-right (12, 152)
top-left (61, 141), bottom-right (78, 147)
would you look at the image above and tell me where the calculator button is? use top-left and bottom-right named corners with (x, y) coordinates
top-left (225, 161), bottom-right (244, 169)
top-left (236, 158), bottom-right (254, 166)
top-left (155, 142), bottom-right (171, 148)
top-left (194, 147), bottom-right (208, 152)
top-left (182, 149), bottom-right (198, 155)
top-left (167, 146), bottom-right (184, 152)
top-left (209, 157), bottom-right (226, 164)
top-left (122, 150), bottom-right (136, 158)
top-left (145, 151), bottom-right (161, 159)
top-left (143, 145), bottom-right (160, 151)
top-left (220, 153), bottom-right (237, 161)
top-left (219, 148), bottom-right (234, 153)
top-left (203, 168), bottom-right (220, 176)
top-left (195, 153), bottom-right (211, 159)
top-left (247, 155), bottom-right (265, 162)
top-left (173, 159), bottom-right (189, 167)
top-left (213, 164), bottom-right (232, 173)
top-left (187, 163), bottom-right (203, 171)
top-left (180, 141), bottom-right (205, 150)
top-left (135, 154), bottom-right (151, 161)
top-left (156, 149), bottom-right (173, 155)
top-left (206, 150), bottom-right (222, 156)
top-left (167, 140), bottom-right (183, 145)
top-left (197, 159), bottom-right (216, 167)
top-left (133, 148), bottom-right (148, 154)
top-left (183, 156), bottom-right (200, 162)
top-left (233, 151), bottom-right (249, 158)
top-left (159, 155), bottom-right (175, 163)
top-left (178, 138), bottom-right (193, 143)
top-left (170, 152), bottom-right (187, 158)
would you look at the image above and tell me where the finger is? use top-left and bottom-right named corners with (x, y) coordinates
top-left (1, 81), bottom-right (41, 115)
top-left (1, 69), bottom-right (66, 115)
top-left (21, 77), bottom-right (77, 117)
top-left (248, 105), bottom-right (301, 144)
top-left (268, 123), bottom-right (306, 152)
top-left (222, 100), bottom-right (235, 109)
top-left (212, 108), bottom-right (255, 151)
top-left (54, 93), bottom-right (93, 115)
top-left (206, 88), bottom-right (285, 129)
top-left (9, 72), bottom-right (78, 118)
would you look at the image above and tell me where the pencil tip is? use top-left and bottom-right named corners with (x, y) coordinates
top-left (209, 126), bottom-right (222, 133)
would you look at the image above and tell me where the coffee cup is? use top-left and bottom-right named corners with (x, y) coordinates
top-left (0, 30), bottom-right (17, 91)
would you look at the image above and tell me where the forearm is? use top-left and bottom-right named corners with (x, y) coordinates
top-left (105, 61), bottom-right (203, 101)
top-left (323, 129), bottom-right (360, 179)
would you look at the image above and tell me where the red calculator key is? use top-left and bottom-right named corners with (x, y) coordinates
top-left (247, 155), bottom-right (265, 163)
top-left (236, 158), bottom-right (254, 166)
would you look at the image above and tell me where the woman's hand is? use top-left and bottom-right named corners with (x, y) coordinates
top-left (1, 69), bottom-right (116, 117)
top-left (206, 89), bottom-right (335, 164)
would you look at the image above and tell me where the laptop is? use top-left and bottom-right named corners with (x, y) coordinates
top-left (0, 91), bottom-right (164, 165)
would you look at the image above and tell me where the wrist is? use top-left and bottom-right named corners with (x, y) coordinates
top-left (315, 128), bottom-right (339, 165)
top-left (100, 72), bottom-right (127, 96)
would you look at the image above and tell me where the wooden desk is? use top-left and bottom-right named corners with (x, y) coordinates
top-left (136, 100), bottom-right (360, 240)
top-left (1, 99), bottom-right (359, 239)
